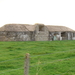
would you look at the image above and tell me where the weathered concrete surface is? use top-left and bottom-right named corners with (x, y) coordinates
top-left (0, 24), bottom-right (75, 41)
top-left (35, 25), bottom-right (49, 41)
top-left (0, 31), bottom-right (31, 41)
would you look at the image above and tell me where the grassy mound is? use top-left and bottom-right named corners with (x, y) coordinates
top-left (0, 40), bottom-right (75, 75)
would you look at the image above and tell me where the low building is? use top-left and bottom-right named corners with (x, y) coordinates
top-left (0, 23), bottom-right (75, 41)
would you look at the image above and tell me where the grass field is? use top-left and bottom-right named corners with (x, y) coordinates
top-left (0, 40), bottom-right (75, 75)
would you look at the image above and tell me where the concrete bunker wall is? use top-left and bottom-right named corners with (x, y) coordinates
top-left (35, 24), bottom-right (49, 41)
top-left (49, 32), bottom-right (62, 41)
top-left (49, 31), bottom-right (75, 41)
top-left (0, 31), bottom-right (31, 41)
top-left (0, 31), bottom-right (75, 41)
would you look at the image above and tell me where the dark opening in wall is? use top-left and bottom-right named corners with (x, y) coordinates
top-left (61, 32), bottom-right (66, 37)
top-left (39, 25), bottom-right (44, 31)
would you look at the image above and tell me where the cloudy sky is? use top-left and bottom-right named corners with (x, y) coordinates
top-left (0, 0), bottom-right (75, 30)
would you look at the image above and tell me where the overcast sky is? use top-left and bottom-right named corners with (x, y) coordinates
top-left (0, 0), bottom-right (75, 30)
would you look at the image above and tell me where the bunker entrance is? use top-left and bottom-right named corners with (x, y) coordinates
top-left (61, 32), bottom-right (66, 37)
top-left (39, 25), bottom-right (44, 31)
top-left (61, 32), bottom-right (67, 40)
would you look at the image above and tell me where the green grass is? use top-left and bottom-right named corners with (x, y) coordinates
top-left (0, 40), bottom-right (75, 75)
